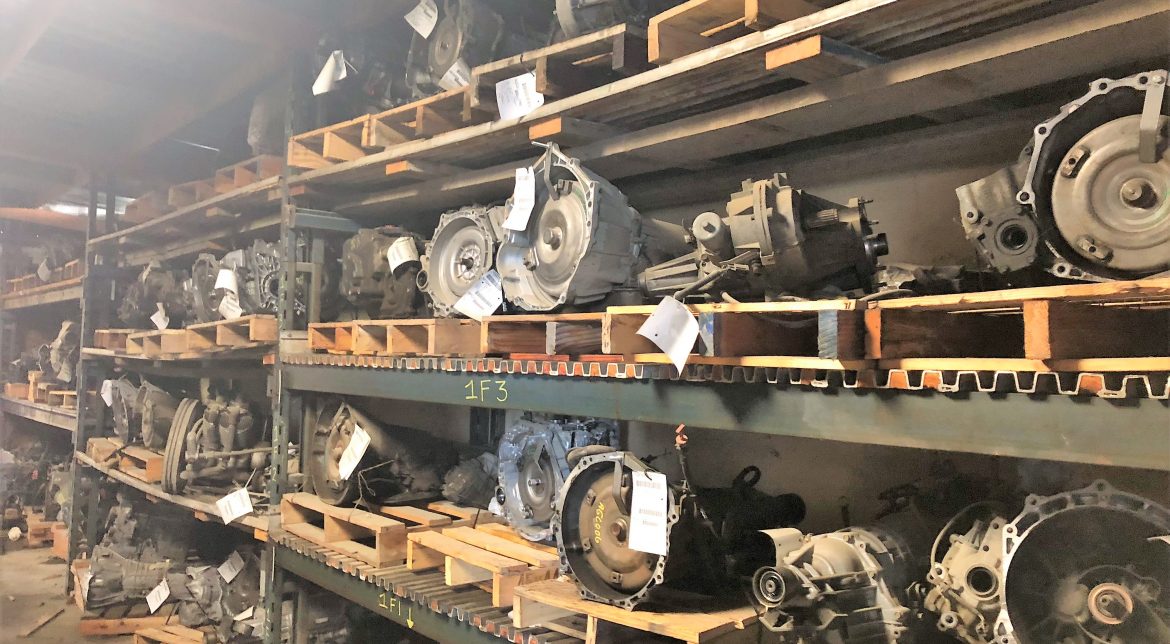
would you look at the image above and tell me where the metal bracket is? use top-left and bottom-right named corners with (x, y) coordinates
top-left (1138, 71), bottom-right (1166, 163)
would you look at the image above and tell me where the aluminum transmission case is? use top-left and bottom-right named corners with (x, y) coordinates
top-left (419, 205), bottom-right (505, 318)
top-left (497, 145), bottom-right (643, 311)
top-left (340, 227), bottom-right (425, 318)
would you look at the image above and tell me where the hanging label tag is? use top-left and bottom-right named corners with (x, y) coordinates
top-left (149, 303), bottom-right (169, 330)
top-left (386, 237), bottom-right (420, 273)
top-left (36, 260), bottom-right (51, 282)
top-left (628, 471), bottom-right (669, 556)
top-left (100, 380), bottom-right (114, 407)
top-left (216, 488), bottom-right (254, 525)
top-left (404, 0), bottom-right (438, 38)
top-left (337, 425), bottom-right (371, 481)
top-left (218, 293), bottom-right (243, 320)
top-left (214, 268), bottom-right (238, 294)
top-left (636, 297), bottom-right (699, 373)
top-left (312, 50), bottom-right (349, 96)
top-left (146, 579), bottom-right (170, 614)
top-left (218, 551), bottom-right (245, 583)
top-left (234, 606), bottom-right (256, 622)
top-left (496, 72), bottom-right (544, 120)
top-left (438, 58), bottom-right (471, 90)
top-left (503, 167), bottom-right (536, 231)
top-left (453, 269), bottom-right (503, 320)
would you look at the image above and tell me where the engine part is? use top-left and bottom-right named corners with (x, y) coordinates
top-left (420, 205), bottom-right (505, 318)
top-left (88, 494), bottom-right (191, 608)
top-left (308, 399), bottom-right (458, 506)
top-left (37, 320), bottom-right (79, 385)
top-left (553, 450), bottom-right (805, 609)
top-left (925, 480), bottom-right (1170, 644)
top-left (118, 262), bottom-right (190, 328)
top-left (110, 377), bottom-right (141, 444)
top-left (139, 382), bottom-right (180, 450)
top-left (340, 227), bottom-right (426, 318)
top-left (442, 453), bottom-right (498, 509)
top-left (640, 174), bottom-right (888, 300)
top-left (958, 69), bottom-right (1170, 281)
top-left (556, 0), bottom-right (676, 37)
top-left (497, 145), bottom-right (644, 311)
top-left (163, 391), bottom-right (268, 494)
top-left (750, 526), bottom-right (915, 641)
top-left (189, 249), bottom-right (245, 323)
top-left (496, 416), bottom-right (618, 541)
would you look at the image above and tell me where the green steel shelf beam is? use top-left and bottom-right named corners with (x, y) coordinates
top-left (274, 545), bottom-right (503, 644)
top-left (283, 364), bottom-right (1170, 470)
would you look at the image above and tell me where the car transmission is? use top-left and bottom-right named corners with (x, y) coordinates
top-left (925, 480), bottom-right (1170, 644)
top-left (497, 145), bottom-right (644, 311)
top-left (419, 205), bottom-right (506, 318)
top-left (556, 0), bottom-right (677, 37)
top-left (118, 262), bottom-right (190, 328)
top-left (495, 415), bottom-right (618, 541)
top-left (340, 227), bottom-right (426, 318)
top-left (553, 449), bottom-right (805, 609)
top-left (37, 320), bottom-right (79, 385)
top-left (957, 69), bottom-right (1170, 282)
top-left (640, 174), bottom-right (888, 300)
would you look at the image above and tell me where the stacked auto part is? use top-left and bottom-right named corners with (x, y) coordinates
top-left (420, 205), bottom-right (506, 317)
top-left (925, 480), bottom-right (1170, 644)
top-left (552, 449), bottom-right (805, 609)
top-left (495, 415), bottom-right (618, 541)
top-left (162, 387), bottom-right (268, 494)
top-left (36, 320), bottom-right (79, 385)
top-left (640, 174), bottom-right (888, 300)
top-left (957, 70), bottom-right (1170, 282)
top-left (556, 0), bottom-right (678, 37)
top-left (118, 262), bottom-right (191, 328)
top-left (188, 240), bottom-right (290, 323)
top-left (340, 226), bottom-right (427, 318)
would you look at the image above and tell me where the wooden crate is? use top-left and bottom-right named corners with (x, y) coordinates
top-left (865, 278), bottom-right (1170, 372)
top-left (288, 114), bottom-right (373, 170)
top-left (365, 87), bottom-right (486, 150)
top-left (280, 492), bottom-right (407, 567)
top-left (307, 321), bottom-right (355, 353)
top-left (513, 578), bottom-right (760, 644)
top-left (133, 624), bottom-right (210, 644)
top-left (80, 603), bottom-right (181, 637)
top-left (24, 512), bottom-right (58, 548)
top-left (93, 329), bottom-right (139, 351)
top-left (468, 24), bottom-right (649, 119)
top-left (648, 0), bottom-right (822, 64)
top-left (185, 314), bottom-right (277, 350)
top-left (406, 526), bottom-right (557, 608)
top-left (213, 154), bottom-right (282, 193)
top-left (603, 300), bottom-right (868, 370)
top-left (351, 318), bottom-right (480, 356)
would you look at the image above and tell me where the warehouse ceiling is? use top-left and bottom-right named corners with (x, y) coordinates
top-left (0, 0), bottom-right (401, 208)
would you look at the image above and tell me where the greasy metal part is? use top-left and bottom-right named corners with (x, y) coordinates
top-left (308, 398), bottom-right (457, 506)
top-left (162, 397), bottom-right (203, 494)
top-left (961, 70), bottom-right (1170, 281)
top-left (442, 453), bottom-right (498, 509)
top-left (189, 249), bottom-right (246, 323)
top-left (39, 320), bottom-right (79, 385)
top-left (497, 145), bottom-right (644, 311)
top-left (118, 262), bottom-right (190, 328)
top-left (552, 451), bottom-right (805, 609)
top-left (640, 174), bottom-right (887, 300)
top-left (925, 481), bottom-right (1170, 644)
top-left (404, 0), bottom-right (505, 98)
top-left (420, 205), bottom-right (505, 318)
top-left (556, 0), bottom-right (671, 37)
top-left (340, 227), bottom-right (426, 318)
top-left (109, 377), bottom-right (139, 444)
top-left (751, 526), bottom-right (914, 641)
top-left (139, 382), bottom-right (180, 450)
top-left (495, 415), bottom-right (618, 541)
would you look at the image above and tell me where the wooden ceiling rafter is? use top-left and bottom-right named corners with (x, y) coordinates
top-left (0, 0), bottom-right (69, 82)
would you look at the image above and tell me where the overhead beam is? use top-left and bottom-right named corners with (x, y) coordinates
top-left (0, 0), bottom-right (68, 82)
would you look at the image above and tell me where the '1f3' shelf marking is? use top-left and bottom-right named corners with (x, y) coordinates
top-left (464, 379), bottom-right (509, 403)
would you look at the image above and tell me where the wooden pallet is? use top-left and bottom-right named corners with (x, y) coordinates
top-left (480, 313), bottom-right (608, 357)
top-left (288, 114), bottom-right (373, 171)
top-left (46, 389), bottom-right (75, 408)
top-left (4, 382), bottom-right (29, 398)
top-left (865, 279), bottom-right (1170, 372)
top-left (186, 314), bottom-right (277, 349)
top-left (368, 87), bottom-right (490, 150)
top-left (123, 190), bottom-right (165, 223)
top-left (79, 603), bottom-right (181, 637)
top-left (605, 299), bottom-right (867, 369)
top-left (514, 579), bottom-right (760, 644)
top-left (349, 318), bottom-right (481, 356)
top-left (213, 154), bottom-right (283, 193)
top-left (167, 178), bottom-right (217, 210)
top-left (468, 24), bottom-right (649, 119)
top-left (24, 512), bottom-right (59, 548)
top-left (280, 492), bottom-right (408, 567)
top-left (133, 624), bottom-right (211, 644)
top-left (33, 381), bottom-right (56, 404)
top-left (110, 437), bottom-right (165, 483)
top-left (648, 0), bottom-right (822, 64)
top-left (127, 330), bottom-right (188, 357)
top-left (307, 321), bottom-right (355, 353)
top-left (407, 525), bottom-right (558, 608)
top-left (51, 523), bottom-right (68, 560)
top-left (94, 329), bottom-right (140, 351)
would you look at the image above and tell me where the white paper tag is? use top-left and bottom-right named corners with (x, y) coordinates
top-left (234, 606), bottom-right (255, 622)
top-left (146, 578), bottom-right (170, 614)
top-left (80, 571), bottom-right (94, 604)
top-left (386, 237), bottom-right (420, 273)
top-left (36, 260), bottom-right (51, 282)
top-left (628, 471), bottom-right (669, 556)
top-left (216, 488), bottom-right (254, 525)
top-left (503, 167), bottom-right (537, 231)
top-left (149, 303), bottom-right (169, 330)
top-left (404, 0), bottom-right (438, 38)
top-left (438, 58), bottom-right (471, 90)
top-left (496, 72), bottom-right (544, 120)
top-left (214, 268), bottom-right (238, 294)
top-left (453, 269), bottom-right (503, 320)
top-left (636, 297), bottom-right (699, 373)
top-left (312, 50), bottom-right (349, 96)
top-left (100, 380), bottom-right (114, 407)
top-left (218, 551), bottom-right (245, 583)
top-left (218, 293), bottom-right (243, 320)
top-left (337, 425), bottom-right (371, 481)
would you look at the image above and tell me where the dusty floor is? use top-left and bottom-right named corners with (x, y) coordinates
top-left (0, 545), bottom-right (129, 644)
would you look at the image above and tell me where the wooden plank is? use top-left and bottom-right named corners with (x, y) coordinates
top-left (529, 117), bottom-right (627, 146)
top-left (1023, 300), bottom-right (1170, 360)
top-left (764, 34), bottom-right (884, 81)
top-left (442, 526), bottom-right (559, 568)
top-left (79, 611), bottom-right (179, 636)
top-left (378, 505), bottom-right (453, 527)
top-left (865, 308), bottom-right (1023, 359)
top-left (648, 0), bottom-right (821, 64)
top-left (406, 531), bottom-right (529, 574)
top-left (18, 606), bottom-right (63, 637)
top-left (875, 278), bottom-right (1170, 311)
